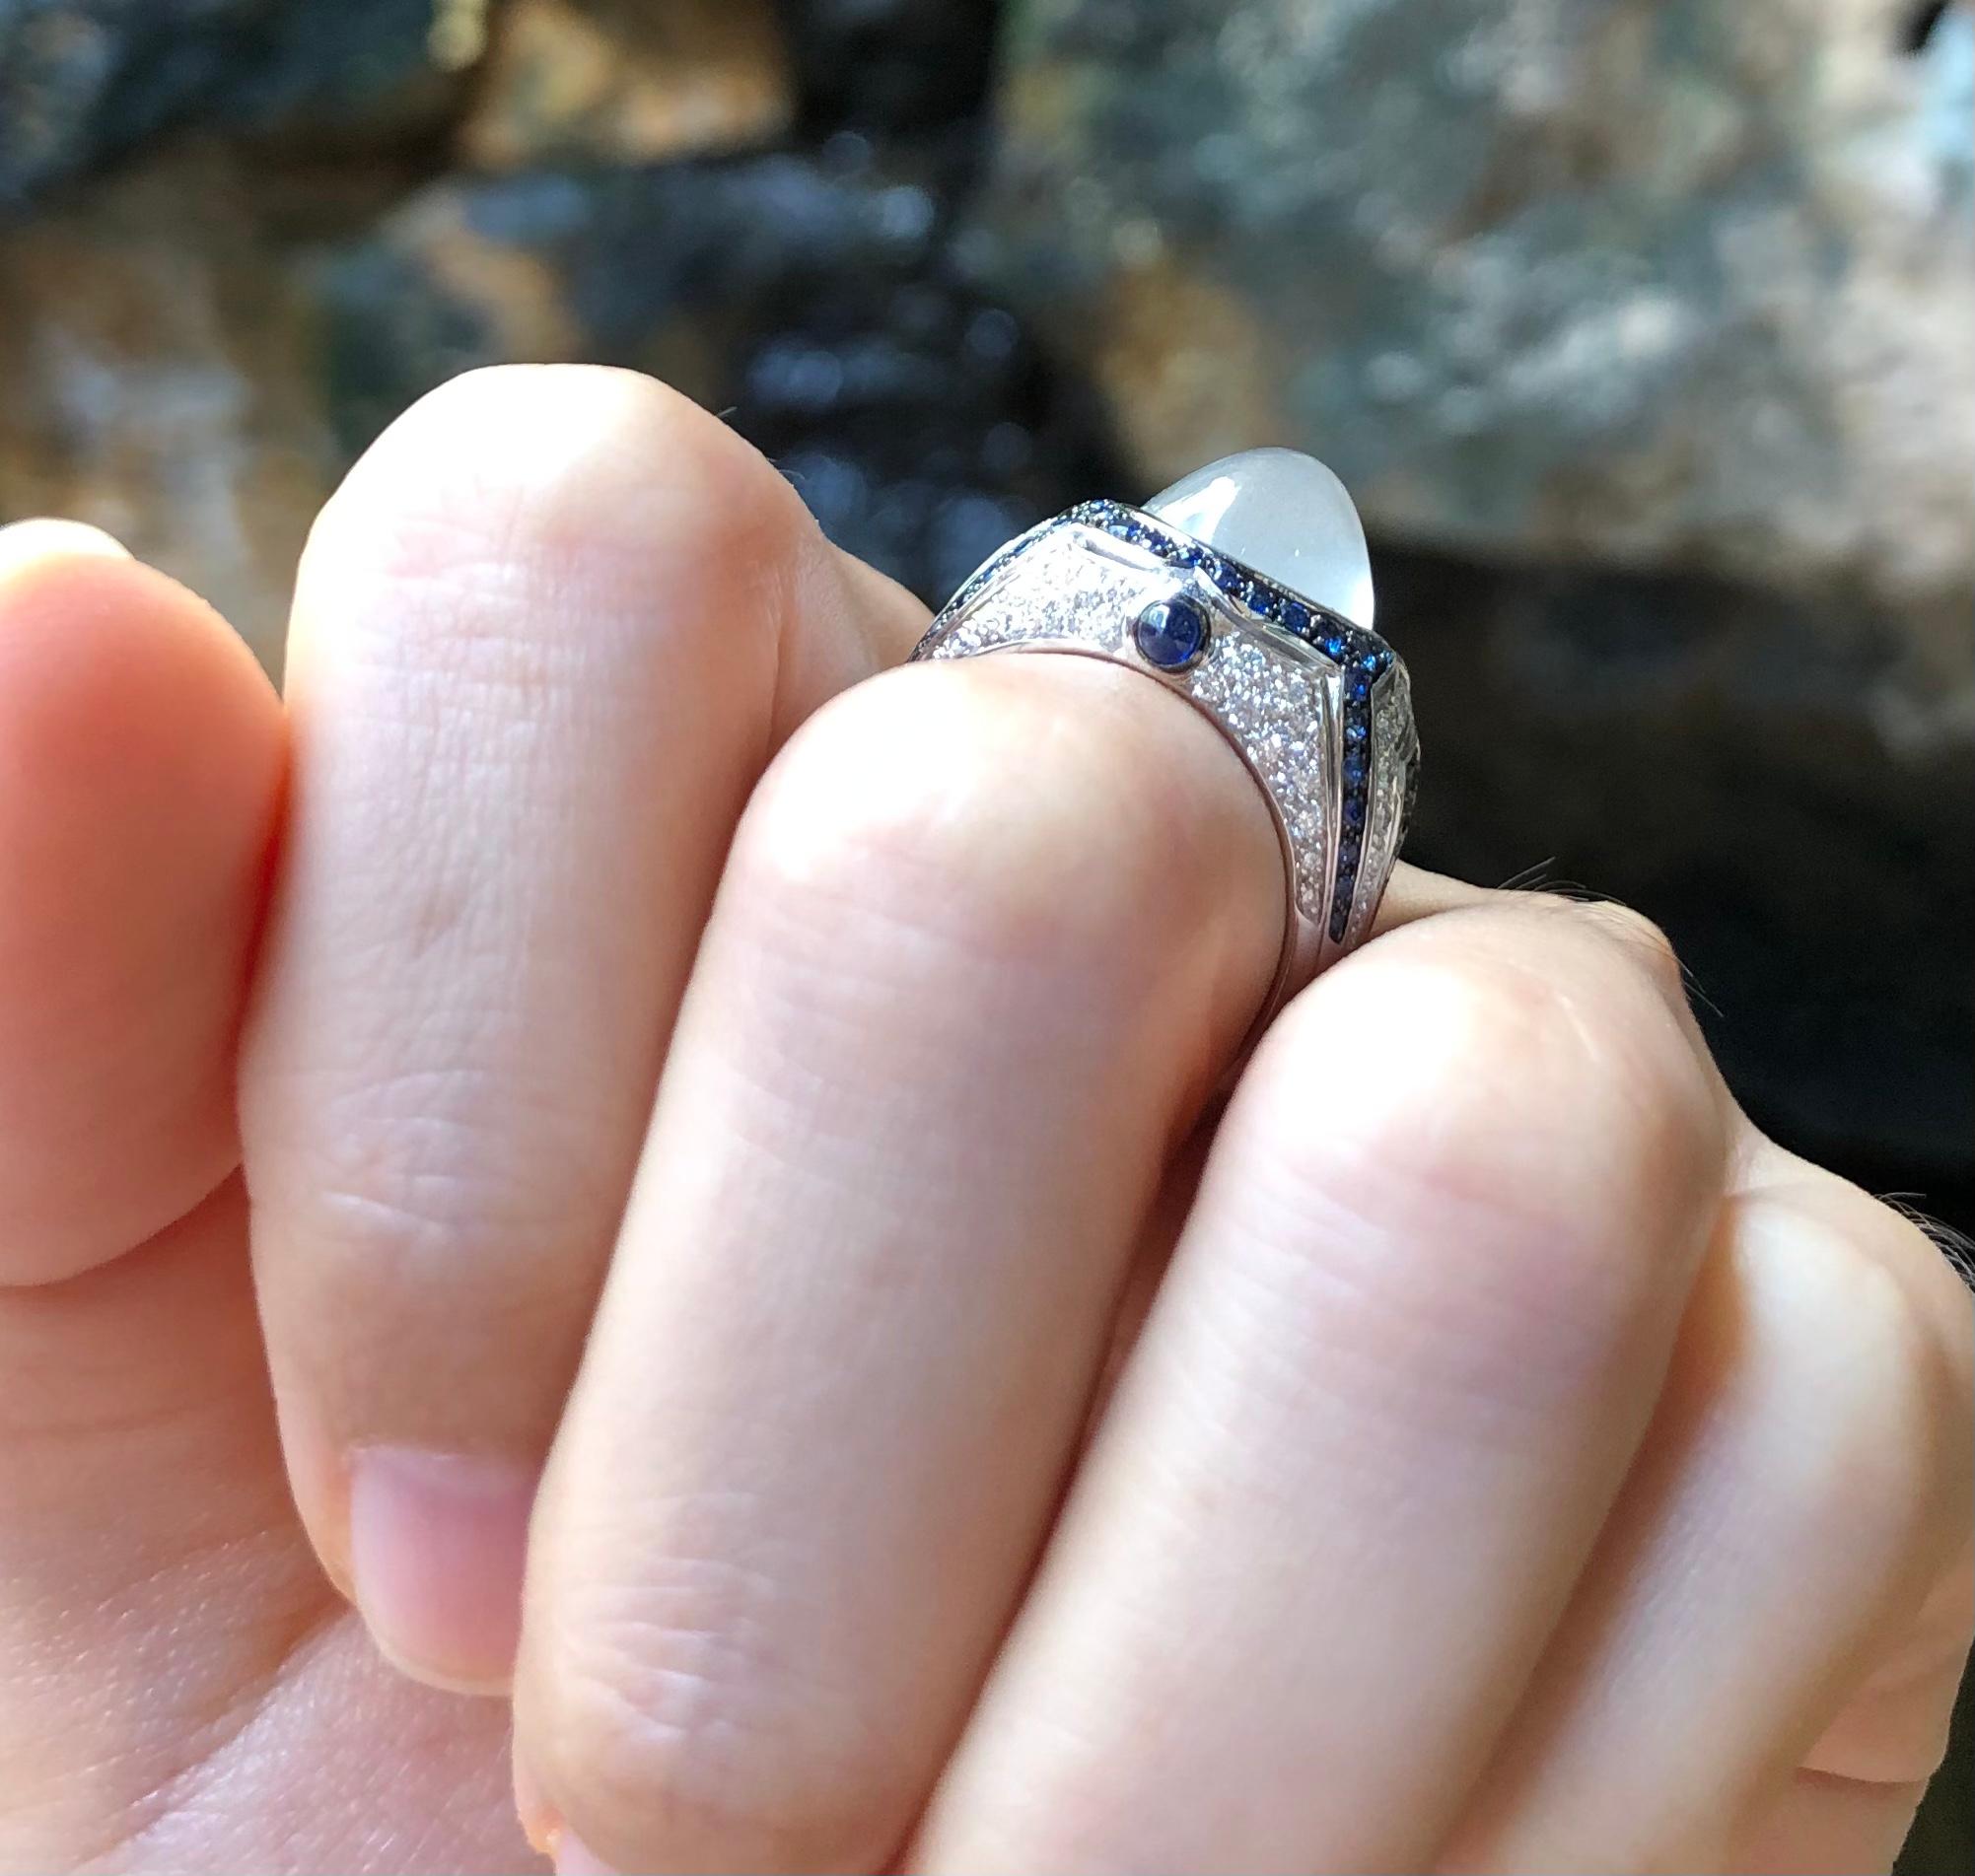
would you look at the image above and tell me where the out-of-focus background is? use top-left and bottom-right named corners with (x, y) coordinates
top-left (1, 0), bottom-right (1970, 1862)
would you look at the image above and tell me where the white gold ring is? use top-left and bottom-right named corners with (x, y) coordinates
top-left (910, 449), bottom-right (1419, 1019)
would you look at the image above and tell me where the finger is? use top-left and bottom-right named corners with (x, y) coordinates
top-left (0, 521), bottom-right (282, 1282)
top-left (238, 366), bottom-right (925, 1692)
top-left (915, 895), bottom-right (1733, 1875)
top-left (0, 528), bottom-right (352, 1862)
top-left (1443, 1159), bottom-right (1974, 1873)
top-left (513, 652), bottom-right (1284, 1875)
top-left (1371, 858), bottom-right (1493, 932)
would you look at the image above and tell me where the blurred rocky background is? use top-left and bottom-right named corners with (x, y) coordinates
top-left (0, 4), bottom-right (1970, 1854)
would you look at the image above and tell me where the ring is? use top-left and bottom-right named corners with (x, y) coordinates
top-left (910, 449), bottom-right (1419, 1020)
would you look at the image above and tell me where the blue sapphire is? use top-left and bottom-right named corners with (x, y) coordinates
top-left (1339, 832), bottom-right (1362, 866)
top-left (1358, 648), bottom-right (1383, 674)
top-left (1318, 630), bottom-right (1348, 660)
top-left (1279, 598), bottom-right (1311, 638)
top-left (1133, 593), bottom-right (1210, 670)
top-left (1343, 795), bottom-right (1366, 829)
top-left (1328, 903), bottom-right (1351, 941)
top-left (1198, 552), bottom-right (1229, 588)
top-left (1342, 748), bottom-right (1368, 785)
top-left (1346, 671), bottom-right (1373, 703)
top-left (1170, 540), bottom-right (1204, 569)
top-left (1344, 719), bottom-right (1369, 743)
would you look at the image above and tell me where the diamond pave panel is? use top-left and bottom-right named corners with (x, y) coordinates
top-left (1344, 660), bottom-right (1417, 951)
top-left (912, 523), bottom-right (1340, 927)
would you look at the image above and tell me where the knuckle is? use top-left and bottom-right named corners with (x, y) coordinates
top-left (1750, 1184), bottom-right (1975, 1533)
top-left (732, 660), bottom-right (1191, 980)
top-left (306, 364), bottom-right (813, 652)
top-left (1875, 1202), bottom-right (1975, 1387)
top-left (533, 1661), bottom-right (775, 1866)
top-left (247, 1059), bottom-right (624, 1331)
top-left (1567, 897), bottom-right (1687, 999)
top-left (1304, 923), bottom-right (1718, 1229)
top-left (1738, 1194), bottom-right (1969, 1549)
top-left (525, 1555), bottom-right (886, 1870)
top-left (1248, 925), bottom-right (1726, 1405)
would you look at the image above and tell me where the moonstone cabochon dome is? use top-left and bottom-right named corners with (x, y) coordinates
top-left (1146, 448), bottom-right (1375, 630)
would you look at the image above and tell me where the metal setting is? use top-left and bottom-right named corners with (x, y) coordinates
top-left (910, 497), bottom-right (1419, 1014)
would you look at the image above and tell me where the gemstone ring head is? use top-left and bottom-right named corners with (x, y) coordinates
top-left (909, 450), bottom-right (1419, 1025)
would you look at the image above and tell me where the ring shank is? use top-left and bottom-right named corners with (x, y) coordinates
top-left (929, 637), bottom-right (1320, 1049)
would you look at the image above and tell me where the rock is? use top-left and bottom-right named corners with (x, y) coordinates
top-left (0, 0), bottom-right (465, 216)
top-left (309, 148), bottom-right (1121, 600)
top-left (0, 149), bottom-right (342, 669)
top-left (979, 0), bottom-right (1975, 658)
top-left (0, 0), bottom-right (1964, 1212)
top-left (974, 0), bottom-right (1975, 1192)
top-left (458, 0), bottom-right (793, 169)
top-left (781, 0), bottom-right (1000, 135)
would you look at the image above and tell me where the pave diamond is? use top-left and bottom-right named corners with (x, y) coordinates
top-left (1187, 633), bottom-right (1336, 919)
top-left (1342, 661), bottom-right (1417, 951)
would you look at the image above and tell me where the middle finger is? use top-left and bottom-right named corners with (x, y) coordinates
top-left (515, 650), bottom-right (1283, 1874)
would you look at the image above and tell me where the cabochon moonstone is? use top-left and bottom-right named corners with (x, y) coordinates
top-left (1146, 447), bottom-right (1375, 629)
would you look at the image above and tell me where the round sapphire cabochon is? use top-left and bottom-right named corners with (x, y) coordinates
top-left (1133, 593), bottom-right (1210, 670)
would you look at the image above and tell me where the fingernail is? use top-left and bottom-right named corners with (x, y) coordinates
top-left (550, 1827), bottom-right (622, 1876)
top-left (347, 1446), bottom-right (534, 1694)
top-left (0, 518), bottom-right (132, 580)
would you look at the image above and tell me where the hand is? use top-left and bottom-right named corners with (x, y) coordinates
top-left (1, 368), bottom-right (1967, 1876)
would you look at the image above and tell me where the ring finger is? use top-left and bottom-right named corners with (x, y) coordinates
top-left (512, 646), bottom-right (1286, 1874)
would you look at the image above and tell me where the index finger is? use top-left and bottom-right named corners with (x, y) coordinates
top-left (239, 367), bottom-right (926, 1691)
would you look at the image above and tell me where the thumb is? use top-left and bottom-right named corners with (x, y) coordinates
top-left (0, 521), bottom-right (283, 1278)
top-left (0, 522), bottom-right (296, 1859)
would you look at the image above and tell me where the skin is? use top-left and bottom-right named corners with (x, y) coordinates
top-left (0, 366), bottom-right (1967, 1876)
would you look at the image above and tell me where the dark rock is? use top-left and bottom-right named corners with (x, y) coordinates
top-left (0, 0), bottom-right (462, 216)
top-left (777, 0), bottom-right (999, 138)
top-left (1385, 544), bottom-right (1974, 1191)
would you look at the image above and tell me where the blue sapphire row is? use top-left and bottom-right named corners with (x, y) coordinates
top-left (1065, 500), bottom-right (1397, 943)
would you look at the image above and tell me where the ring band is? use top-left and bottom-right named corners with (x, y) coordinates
top-left (910, 496), bottom-right (1419, 1019)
